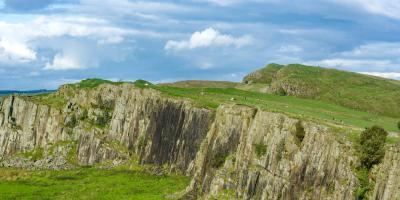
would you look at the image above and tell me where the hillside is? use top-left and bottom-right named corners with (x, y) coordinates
top-left (159, 80), bottom-right (239, 88)
top-left (243, 64), bottom-right (400, 118)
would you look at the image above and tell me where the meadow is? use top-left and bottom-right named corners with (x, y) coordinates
top-left (0, 167), bottom-right (189, 200)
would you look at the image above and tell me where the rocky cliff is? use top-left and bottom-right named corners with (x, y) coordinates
top-left (371, 144), bottom-right (400, 200)
top-left (0, 83), bottom-right (399, 199)
top-left (0, 84), bottom-right (212, 173)
top-left (184, 105), bottom-right (358, 199)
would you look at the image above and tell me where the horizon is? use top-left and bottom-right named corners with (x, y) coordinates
top-left (1, 64), bottom-right (400, 91)
top-left (1, 0), bottom-right (400, 90)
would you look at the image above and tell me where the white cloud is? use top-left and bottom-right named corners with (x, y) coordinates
top-left (165, 28), bottom-right (252, 51)
top-left (333, 0), bottom-right (400, 20)
top-left (307, 42), bottom-right (400, 71)
top-left (0, 38), bottom-right (37, 63)
top-left (359, 72), bottom-right (400, 79)
top-left (0, 15), bottom-right (160, 68)
top-left (44, 53), bottom-right (87, 70)
top-left (311, 58), bottom-right (394, 69)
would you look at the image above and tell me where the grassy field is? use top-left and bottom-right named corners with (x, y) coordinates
top-left (0, 167), bottom-right (189, 200)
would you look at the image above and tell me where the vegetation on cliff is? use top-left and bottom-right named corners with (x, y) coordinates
top-left (356, 126), bottom-right (388, 199)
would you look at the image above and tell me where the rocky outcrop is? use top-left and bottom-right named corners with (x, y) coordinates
top-left (185, 105), bottom-right (358, 199)
top-left (371, 144), bottom-right (400, 200)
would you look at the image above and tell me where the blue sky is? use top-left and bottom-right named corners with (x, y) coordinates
top-left (0, 0), bottom-right (400, 89)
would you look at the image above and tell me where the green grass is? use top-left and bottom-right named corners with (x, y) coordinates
top-left (28, 93), bottom-right (67, 109)
top-left (160, 80), bottom-right (239, 89)
top-left (68, 79), bottom-right (115, 89)
top-left (154, 86), bottom-right (399, 133)
top-left (0, 168), bottom-right (189, 200)
top-left (243, 63), bottom-right (283, 84)
top-left (244, 64), bottom-right (400, 118)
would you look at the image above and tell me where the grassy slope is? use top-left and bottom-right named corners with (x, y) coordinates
top-left (154, 86), bottom-right (399, 133)
top-left (0, 168), bottom-right (189, 200)
top-left (244, 64), bottom-right (400, 118)
top-left (243, 63), bottom-right (284, 84)
top-left (160, 80), bottom-right (240, 89)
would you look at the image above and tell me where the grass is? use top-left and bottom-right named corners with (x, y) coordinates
top-left (67, 79), bottom-right (116, 89)
top-left (154, 86), bottom-right (399, 133)
top-left (0, 168), bottom-right (189, 200)
top-left (28, 93), bottom-right (67, 109)
top-left (244, 64), bottom-right (400, 118)
top-left (160, 80), bottom-right (239, 89)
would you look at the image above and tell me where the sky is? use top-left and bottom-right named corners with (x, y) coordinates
top-left (0, 0), bottom-right (400, 90)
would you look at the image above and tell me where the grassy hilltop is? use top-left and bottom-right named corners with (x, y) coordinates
top-left (243, 63), bottom-right (400, 118)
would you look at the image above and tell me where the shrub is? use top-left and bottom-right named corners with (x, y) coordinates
top-left (211, 152), bottom-right (228, 168)
top-left (355, 168), bottom-right (371, 200)
top-left (294, 121), bottom-right (306, 145)
top-left (80, 109), bottom-right (88, 121)
top-left (275, 87), bottom-right (287, 96)
top-left (254, 143), bottom-right (267, 157)
top-left (358, 126), bottom-right (388, 170)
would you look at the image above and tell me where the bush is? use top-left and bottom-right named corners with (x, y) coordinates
top-left (211, 152), bottom-right (228, 168)
top-left (355, 168), bottom-right (371, 200)
top-left (294, 121), bottom-right (306, 145)
top-left (275, 87), bottom-right (287, 96)
top-left (358, 126), bottom-right (388, 170)
top-left (254, 143), bottom-right (267, 157)
top-left (80, 109), bottom-right (88, 121)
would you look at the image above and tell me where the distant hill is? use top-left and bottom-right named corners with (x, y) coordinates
top-left (243, 63), bottom-right (400, 118)
top-left (0, 89), bottom-right (55, 96)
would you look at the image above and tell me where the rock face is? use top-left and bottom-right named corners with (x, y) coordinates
top-left (371, 144), bottom-right (400, 200)
top-left (0, 83), bottom-right (399, 199)
top-left (185, 105), bottom-right (358, 199)
top-left (0, 84), bottom-right (212, 173)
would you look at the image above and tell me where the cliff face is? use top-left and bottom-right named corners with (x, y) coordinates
top-left (371, 144), bottom-right (400, 200)
top-left (184, 105), bottom-right (358, 199)
top-left (0, 84), bottom-right (212, 173)
top-left (0, 83), bottom-right (399, 199)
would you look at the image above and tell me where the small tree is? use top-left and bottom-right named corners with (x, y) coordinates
top-left (358, 126), bottom-right (388, 170)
